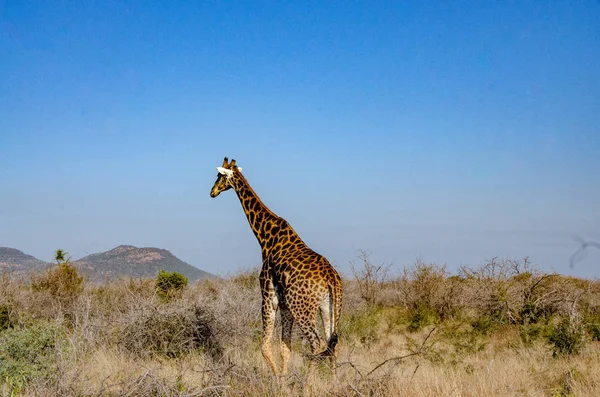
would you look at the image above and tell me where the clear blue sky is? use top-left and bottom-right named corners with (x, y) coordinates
top-left (1, 1), bottom-right (599, 278)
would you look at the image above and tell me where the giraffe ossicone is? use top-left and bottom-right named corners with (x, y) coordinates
top-left (216, 166), bottom-right (233, 176)
top-left (216, 166), bottom-right (241, 177)
top-left (209, 157), bottom-right (343, 376)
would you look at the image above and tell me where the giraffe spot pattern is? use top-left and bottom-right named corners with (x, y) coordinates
top-left (210, 157), bottom-right (343, 375)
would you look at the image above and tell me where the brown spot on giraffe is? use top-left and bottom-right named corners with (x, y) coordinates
top-left (209, 157), bottom-right (343, 375)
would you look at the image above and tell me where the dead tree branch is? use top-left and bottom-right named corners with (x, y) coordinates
top-left (366, 326), bottom-right (437, 378)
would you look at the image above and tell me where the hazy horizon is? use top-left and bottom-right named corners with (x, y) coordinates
top-left (2, 2), bottom-right (599, 278)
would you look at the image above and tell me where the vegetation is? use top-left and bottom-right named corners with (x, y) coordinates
top-left (547, 317), bottom-right (586, 357)
top-left (0, 321), bottom-right (64, 394)
top-left (156, 269), bottom-right (188, 301)
top-left (31, 250), bottom-right (83, 311)
top-left (0, 252), bottom-right (598, 396)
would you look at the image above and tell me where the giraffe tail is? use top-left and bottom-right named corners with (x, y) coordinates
top-left (317, 283), bottom-right (340, 358)
top-left (317, 332), bottom-right (338, 357)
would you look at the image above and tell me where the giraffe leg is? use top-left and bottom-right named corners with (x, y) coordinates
top-left (260, 281), bottom-right (280, 375)
top-left (280, 307), bottom-right (294, 374)
top-left (293, 307), bottom-right (322, 382)
top-left (296, 314), bottom-right (321, 355)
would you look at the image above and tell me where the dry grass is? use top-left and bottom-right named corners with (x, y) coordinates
top-left (0, 259), bottom-right (599, 397)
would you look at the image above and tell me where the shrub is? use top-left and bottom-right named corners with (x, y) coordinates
top-left (520, 301), bottom-right (543, 324)
top-left (547, 318), bottom-right (586, 357)
top-left (519, 323), bottom-right (547, 345)
top-left (119, 302), bottom-right (221, 359)
top-left (396, 260), bottom-right (459, 320)
top-left (231, 268), bottom-right (260, 290)
top-left (199, 277), bottom-right (261, 344)
top-left (350, 250), bottom-right (391, 308)
top-left (584, 310), bottom-right (600, 341)
top-left (440, 323), bottom-right (487, 355)
top-left (156, 270), bottom-right (188, 301)
top-left (517, 273), bottom-right (562, 325)
top-left (31, 250), bottom-right (83, 309)
top-left (0, 321), bottom-right (63, 392)
top-left (0, 304), bottom-right (12, 331)
top-left (471, 315), bottom-right (497, 336)
top-left (340, 307), bottom-right (382, 347)
top-left (587, 323), bottom-right (600, 341)
top-left (407, 305), bottom-right (438, 333)
top-left (459, 258), bottom-right (522, 324)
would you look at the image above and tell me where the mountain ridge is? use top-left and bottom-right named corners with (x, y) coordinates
top-left (0, 247), bottom-right (50, 272)
top-left (0, 245), bottom-right (217, 282)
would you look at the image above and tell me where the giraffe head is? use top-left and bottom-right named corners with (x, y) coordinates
top-left (210, 157), bottom-right (243, 198)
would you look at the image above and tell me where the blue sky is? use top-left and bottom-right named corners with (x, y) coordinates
top-left (1, 1), bottom-right (599, 278)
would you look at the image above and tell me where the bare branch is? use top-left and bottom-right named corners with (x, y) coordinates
top-left (366, 326), bottom-right (437, 377)
top-left (348, 383), bottom-right (367, 397)
top-left (188, 385), bottom-right (230, 396)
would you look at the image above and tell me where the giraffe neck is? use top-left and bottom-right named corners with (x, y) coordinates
top-left (231, 174), bottom-right (283, 248)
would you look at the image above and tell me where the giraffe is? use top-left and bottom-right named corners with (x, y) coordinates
top-left (209, 157), bottom-right (343, 376)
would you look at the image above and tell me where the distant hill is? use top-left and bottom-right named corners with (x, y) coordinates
top-left (0, 245), bottom-right (217, 282)
top-left (0, 247), bottom-right (49, 272)
top-left (72, 245), bottom-right (218, 282)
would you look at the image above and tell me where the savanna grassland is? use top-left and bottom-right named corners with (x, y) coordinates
top-left (0, 252), bottom-right (599, 397)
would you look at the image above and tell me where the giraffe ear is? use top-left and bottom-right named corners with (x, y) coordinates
top-left (216, 167), bottom-right (233, 177)
top-left (236, 167), bottom-right (242, 173)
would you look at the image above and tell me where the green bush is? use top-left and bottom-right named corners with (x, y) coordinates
top-left (0, 322), bottom-right (63, 392)
top-left (340, 307), bottom-right (382, 347)
top-left (0, 305), bottom-right (12, 331)
top-left (586, 323), bottom-right (600, 342)
top-left (407, 305), bottom-right (438, 333)
top-left (471, 315), bottom-right (496, 336)
top-left (520, 301), bottom-right (544, 324)
top-left (31, 249), bottom-right (83, 308)
top-left (441, 325), bottom-right (487, 355)
top-left (519, 323), bottom-right (547, 345)
top-left (584, 310), bottom-right (600, 341)
top-left (547, 318), bottom-right (585, 357)
top-left (156, 270), bottom-right (188, 300)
